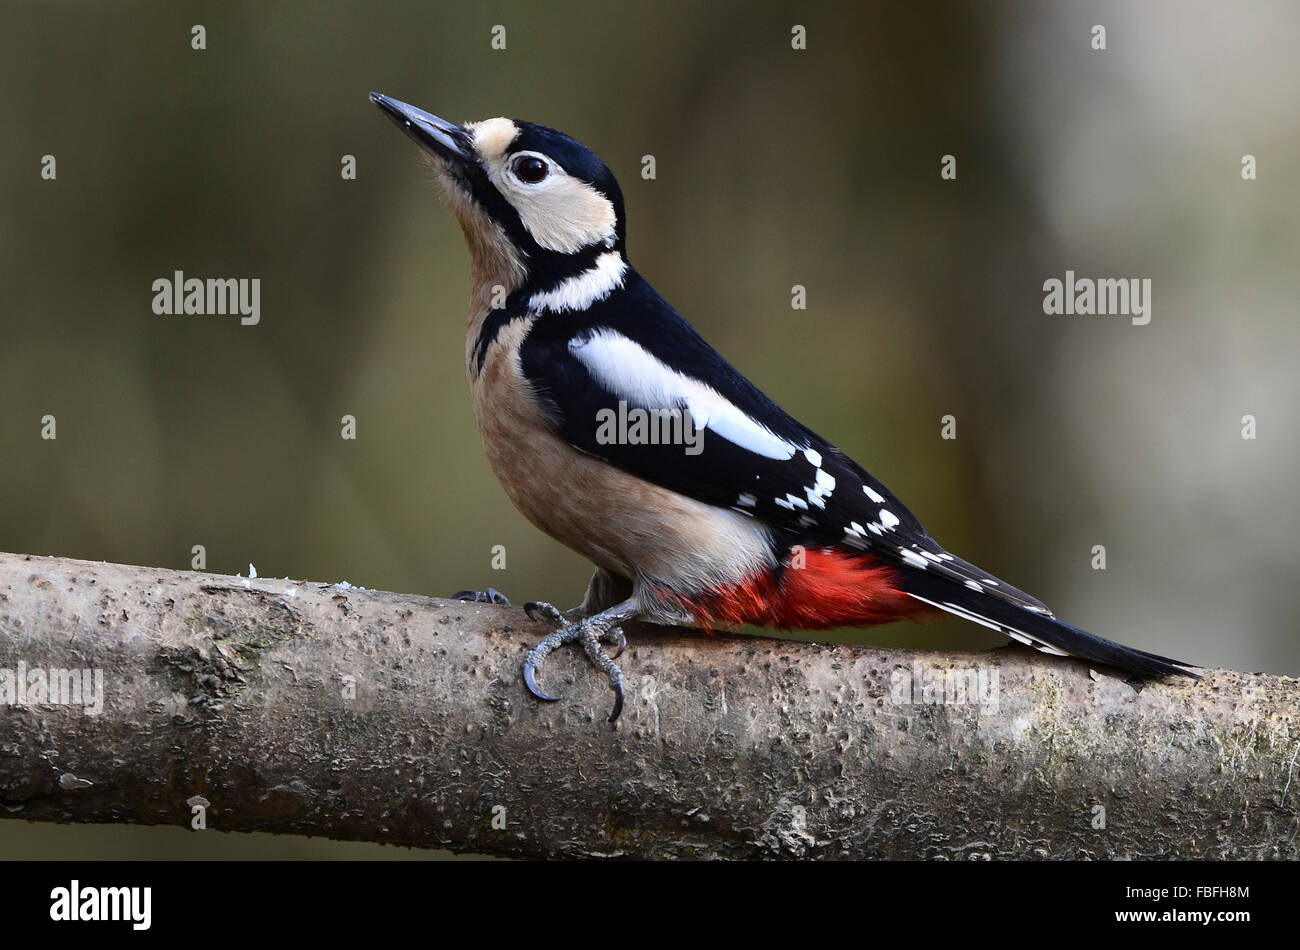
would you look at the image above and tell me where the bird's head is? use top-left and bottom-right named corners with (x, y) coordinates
top-left (371, 93), bottom-right (626, 301)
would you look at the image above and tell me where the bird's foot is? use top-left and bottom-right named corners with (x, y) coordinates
top-left (524, 600), bottom-right (625, 655)
top-left (523, 600), bottom-right (630, 722)
top-left (450, 588), bottom-right (511, 606)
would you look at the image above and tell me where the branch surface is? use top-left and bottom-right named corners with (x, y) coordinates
top-left (0, 552), bottom-right (1296, 859)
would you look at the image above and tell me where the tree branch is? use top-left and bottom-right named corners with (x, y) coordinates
top-left (0, 552), bottom-right (1296, 858)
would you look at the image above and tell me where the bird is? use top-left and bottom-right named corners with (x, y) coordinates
top-left (370, 92), bottom-right (1199, 722)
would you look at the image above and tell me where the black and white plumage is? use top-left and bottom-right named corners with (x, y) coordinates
top-left (371, 93), bottom-right (1198, 718)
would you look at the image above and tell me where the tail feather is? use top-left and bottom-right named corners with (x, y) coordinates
top-left (899, 572), bottom-right (1199, 679)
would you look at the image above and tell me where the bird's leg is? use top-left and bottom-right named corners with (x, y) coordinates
top-left (449, 588), bottom-right (511, 606)
top-left (579, 570), bottom-right (633, 656)
top-left (575, 568), bottom-right (635, 618)
top-left (522, 598), bottom-right (639, 722)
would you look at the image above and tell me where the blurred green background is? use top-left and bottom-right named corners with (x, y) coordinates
top-left (1, 0), bottom-right (1296, 858)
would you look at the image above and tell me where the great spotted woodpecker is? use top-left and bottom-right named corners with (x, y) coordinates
top-left (371, 93), bottom-right (1198, 722)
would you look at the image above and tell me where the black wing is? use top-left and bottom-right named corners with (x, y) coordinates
top-left (518, 270), bottom-right (1054, 616)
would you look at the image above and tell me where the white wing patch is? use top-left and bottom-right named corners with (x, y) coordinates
top-left (568, 330), bottom-right (801, 460)
top-left (899, 549), bottom-right (930, 569)
top-left (805, 468), bottom-right (836, 508)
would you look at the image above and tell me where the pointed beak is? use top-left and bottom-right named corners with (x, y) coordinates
top-left (370, 92), bottom-right (472, 163)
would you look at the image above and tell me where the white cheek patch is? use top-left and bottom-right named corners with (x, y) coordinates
top-left (568, 330), bottom-right (801, 461)
top-left (467, 117), bottom-right (617, 254)
top-left (506, 174), bottom-right (618, 254)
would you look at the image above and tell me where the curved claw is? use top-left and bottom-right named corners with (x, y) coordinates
top-left (523, 662), bottom-right (561, 703)
top-left (451, 588), bottom-right (511, 606)
top-left (608, 682), bottom-right (624, 723)
top-left (524, 601), bottom-right (565, 626)
top-left (605, 628), bottom-right (626, 659)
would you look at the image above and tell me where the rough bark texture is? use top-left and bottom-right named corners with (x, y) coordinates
top-left (0, 552), bottom-right (1296, 859)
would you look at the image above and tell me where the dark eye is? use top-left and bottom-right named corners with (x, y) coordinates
top-left (511, 155), bottom-right (549, 184)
